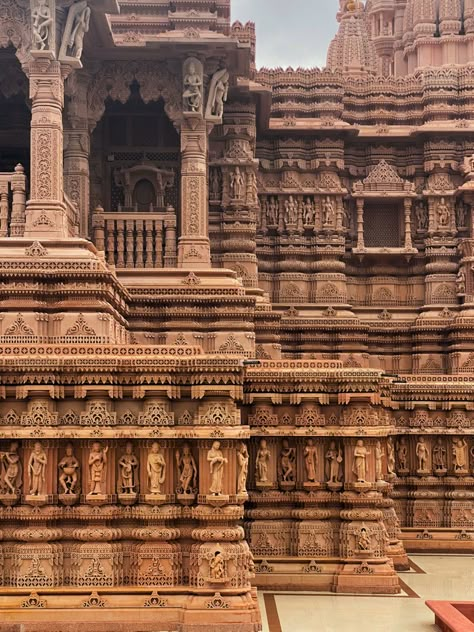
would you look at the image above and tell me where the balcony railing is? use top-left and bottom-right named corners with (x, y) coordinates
top-left (92, 206), bottom-right (177, 269)
top-left (0, 164), bottom-right (27, 237)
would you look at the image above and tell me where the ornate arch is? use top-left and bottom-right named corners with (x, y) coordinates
top-left (0, 0), bottom-right (31, 64)
top-left (86, 61), bottom-right (182, 131)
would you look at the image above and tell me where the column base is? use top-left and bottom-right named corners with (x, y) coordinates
top-left (332, 558), bottom-right (400, 594)
top-left (177, 238), bottom-right (211, 269)
top-left (24, 201), bottom-right (71, 240)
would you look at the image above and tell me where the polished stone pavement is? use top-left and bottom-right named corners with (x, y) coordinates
top-left (258, 555), bottom-right (474, 632)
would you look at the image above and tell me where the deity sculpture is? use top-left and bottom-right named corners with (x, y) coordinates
top-left (147, 442), bottom-right (166, 494)
top-left (267, 197), bottom-right (279, 225)
top-left (387, 438), bottom-right (396, 477)
top-left (357, 526), bottom-right (372, 552)
top-left (375, 440), bottom-right (384, 482)
top-left (58, 443), bottom-right (80, 494)
top-left (206, 68), bottom-right (229, 119)
top-left (118, 442), bottom-right (139, 494)
top-left (432, 438), bottom-right (447, 472)
top-left (230, 167), bottom-right (245, 200)
top-left (183, 59), bottom-right (202, 113)
top-left (237, 442), bottom-right (249, 494)
top-left (210, 168), bottom-right (221, 201)
top-left (304, 198), bottom-right (315, 225)
top-left (31, 0), bottom-right (53, 51)
top-left (28, 442), bottom-right (47, 496)
top-left (0, 442), bottom-right (22, 494)
top-left (207, 441), bottom-right (227, 495)
top-left (452, 438), bottom-right (468, 473)
top-left (279, 439), bottom-right (295, 482)
top-left (209, 551), bottom-right (226, 580)
top-left (255, 439), bottom-right (271, 483)
top-left (62, 1), bottom-right (91, 60)
top-left (456, 269), bottom-right (466, 294)
top-left (303, 439), bottom-right (318, 483)
top-left (322, 196), bottom-right (334, 226)
top-left (456, 201), bottom-right (467, 229)
top-left (352, 439), bottom-right (370, 483)
top-left (326, 441), bottom-right (343, 484)
top-left (88, 442), bottom-right (108, 495)
top-left (397, 437), bottom-right (409, 471)
top-left (416, 203), bottom-right (428, 231)
top-left (437, 198), bottom-right (450, 227)
top-left (416, 437), bottom-right (429, 472)
top-left (284, 196), bottom-right (298, 226)
top-left (175, 443), bottom-right (197, 494)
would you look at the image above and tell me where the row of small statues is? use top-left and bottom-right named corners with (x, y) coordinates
top-left (260, 195), bottom-right (340, 229)
top-left (399, 436), bottom-right (473, 474)
top-left (32, 0), bottom-right (90, 59)
top-left (0, 441), bottom-right (248, 498)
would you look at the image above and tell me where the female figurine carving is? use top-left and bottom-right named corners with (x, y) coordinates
top-left (31, 0), bottom-right (53, 50)
top-left (88, 442), bottom-right (108, 495)
top-left (303, 439), bottom-right (318, 483)
top-left (207, 441), bottom-right (227, 495)
top-left (387, 438), bottom-right (396, 477)
top-left (147, 442), bottom-right (166, 494)
top-left (28, 442), bottom-right (47, 495)
top-left (353, 439), bottom-right (370, 483)
top-left (175, 443), bottom-right (197, 494)
top-left (183, 61), bottom-right (202, 112)
top-left (279, 439), bottom-right (295, 482)
top-left (375, 440), bottom-right (384, 482)
top-left (118, 442), bottom-right (138, 494)
top-left (0, 442), bottom-right (22, 494)
top-left (433, 438), bottom-right (447, 472)
top-left (416, 437), bottom-right (429, 472)
top-left (452, 438), bottom-right (468, 473)
top-left (255, 439), bottom-right (271, 483)
top-left (58, 443), bottom-right (80, 494)
top-left (237, 442), bottom-right (249, 494)
top-left (326, 441), bottom-right (343, 484)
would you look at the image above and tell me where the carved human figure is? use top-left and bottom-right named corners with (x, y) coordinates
top-left (456, 201), bottom-right (467, 229)
top-left (88, 442), bottom-right (108, 495)
top-left (387, 438), bottom-right (396, 477)
top-left (375, 440), bottom-right (384, 482)
top-left (210, 168), bottom-right (221, 201)
top-left (255, 439), bottom-right (271, 483)
top-left (416, 203), bottom-right (428, 231)
top-left (437, 197), bottom-right (450, 227)
top-left (66, 3), bottom-right (91, 59)
top-left (279, 439), bottom-right (295, 482)
top-left (416, 437), bottom-right (429, 472)
top-left (322, 196), bottom-right (334, 226)
top-left (267, 197), bottom-right (278, 225)
top-left (357, 526), bottom-right (372, 552)
top-left (230, 167), bottom-right (245, 199)
top-left (209, 551), bottom-right (226, 580)
top-left (303, 439), bottom-right (318, 482)
top-left (183, 61), bottom-right (202, 113)
top-left (207, 441), bottom-right (227, 495)
top-left (237, 442), bottom-right (249, 494)
top-left (352, 439), bottom-right (370, 483)
top-left (433, 438), bottom-right (447, 472)
top-left (207, 69), bottom-right (229, 119)
top-left (28, 442), bottom-right (47, 495)
top-left (456, 269), bottom-right (466, 294)
top-left (284, 196), bottom-right (298, 226)
top-left (326, 441), bottom-right (343, 483)
top-left (147, 442), bottom-right (166, 494)
top-left (452, 438), bottom-right (468, 472)
top-left (0, 442), bottom-right (22, 494)
top-left (304, 198), bottom-right (315, 225)
top-left (397, 437), bottom-right (408, 471)
top-left (175, 443), bottom-right (197, 494)
top-left (118, 442), bottom-right (138, 494)
top-left (31, 0), bottom-right (53, 51)
top-left (58, 443), bottom-right (80, 494)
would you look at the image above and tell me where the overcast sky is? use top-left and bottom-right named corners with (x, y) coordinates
top-left (231, 0), bottom-right (338, 69)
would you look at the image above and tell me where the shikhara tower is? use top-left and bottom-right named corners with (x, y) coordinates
top-left (0, 0), bottom-right (472, 629)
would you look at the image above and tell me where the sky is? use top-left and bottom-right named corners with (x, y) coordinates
top-left (231, 0), bottom-right (339, 69)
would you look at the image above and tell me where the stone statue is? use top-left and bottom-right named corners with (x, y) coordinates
top-left (88, 442), bottom-right (108, 495)
top-left (209, 551), bottom-right (226, 580)
top-left (352, 439), bottom-right (370, 483)
top-left (61, 1), bottom-right (91, 60)
top-left (416, 203), bottom-right (428, 231)
top-left (175, 443), bottom-right (197, 494)
top-left (237, 442), bottom-right (249, 494)
top-left (267, 197), bottom-right (279, 225)
top-left (284, 196), bottom-right (298, 226)
top-left (322, 196), bottom-right (334, 226)
top-left (230, 167), bottom-right (245, 199)
top-left (255, 439), bottom-right (271, 483)
top-left (456, 201), bottom-right (467, 229)
top-left (397, 437), bottom-right (408, 471)
top-left (31, 0), bottom-right (53, 51)
top-left (210, 168), bottom-right (221, 201)
top-left (387, 438), bottom-right (396, 477)
top-left (207, 441), bottom-right (227, 495)
top-left (279, 439), bottom-right (295, 482)
top-left (416, 437), bottom-right (429, 472)
top-left (304, 198), bottom-right (315, 225)
top-left (357, 526), bottom-right (372, 552)
top-left (437, 198), bottom-right (450, 227)
top-left (206, 68), bottom-right (229, 119)
top-left (452, 438), bottom-right (468, 473)
top-left (28, 442), bottom-right (47, 496)
top-left (118, 442), bottom-right (139, 494)
top-left (456, 269), bottom-right (466, 294)
top-left (0, 442), bottom-right (22, 494)
top-left (326, 441), bottom-right (343, 483)
top-left (147, 442), bottom-right (166, 494)
top-left (183, 59), bottom-right (203, 113)
top-left (375, 440), bottom-right (384, 482)
top-left (433, 438), bottom-right (447, 472)
top-left (303, 439), bottom-right (318, 482)
top-left (58, 443), bottom-right (80, 494)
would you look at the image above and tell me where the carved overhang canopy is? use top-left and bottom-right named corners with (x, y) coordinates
top-left (352, 159), bottom-right (416, 198)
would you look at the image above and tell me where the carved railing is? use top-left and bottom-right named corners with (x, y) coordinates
top-left (92, 206), bottom-right (177, 268)
top-left (0, 164), bottom-right (27, 237)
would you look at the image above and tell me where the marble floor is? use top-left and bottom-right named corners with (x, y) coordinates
top-left (258, 555), bottom-right (474, 632)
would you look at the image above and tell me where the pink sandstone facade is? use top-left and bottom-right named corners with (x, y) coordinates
top-left (0, 0), bottom-right (472, 628)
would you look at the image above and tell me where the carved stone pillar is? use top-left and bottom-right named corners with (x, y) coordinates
top-left (25, 58), bottom-right (71, 239)
top-left (356, 198), bottom-right (365, 250)
top-left (178, 115), bottom-right (211, 268)
top-left (404, 197), bottom-right (413, 249)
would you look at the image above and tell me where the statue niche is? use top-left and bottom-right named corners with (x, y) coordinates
top-left (115, 164), bottom-right (175, 212)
